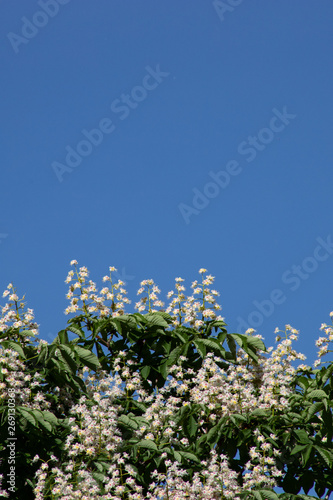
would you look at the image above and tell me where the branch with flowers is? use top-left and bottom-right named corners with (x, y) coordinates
top-left (0, 262), bottom-right (332, 499)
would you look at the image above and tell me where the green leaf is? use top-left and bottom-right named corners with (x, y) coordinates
top-left (52, 330), bottom-right (69, 344)
top-left (314, 445), bottom-right (332, 467)
top-left (226, 335), bottom-right (237, 358)
top-left (321, 363), bottom-right (333, 385)
top-left (245, 335), bottom-right (266, 351)
top-left (31, 410), bottom-right (52, 432)
top-left (205, 424), bottom-right (219, 444)
top-left (136, 439), bottom-right (158, 451)
top-left (174, 330), bottom-right (189, 343)
top-left (186, 415), bottom-right (197, 437)
top-left (250, 409), bottom-right (268, 417)
top-left (166, 344), bottom-right (185, 367)
top-left (229, 333), bottom-right (244, 348)
top-left (308, 389), bottom-right (327, 399)
top-left (159, 361), bottom-right (168, 379)
top-left (17, 407), bottom-right (36, 427)
top-left (74, 346), bottom-right (101, 370)
top-left (307, 401), bottom-right (323, 419)
top-left (294, 429), bottom-right (311, 444)
top-left (0, 340), bottom-right (26, 359)
top-left (131, 400), bottom-right (147, 413)
top-left (42, 411), bottom-right (58, 427)
top-left (193, 340), bottom-right (206, 358)
top-left (59, 345), bottom-right (77, 373)
top-left (178, 451), bottom-right (200, 463)
top-left (231, 413), bottom-right (247, 423)
top-left (211, 319), bottom-right (227, 329)
top-left (258, 490), bottom-right (279, 500)
top-left (94, 462), bottom-right (104, 472)
top-left (146, 313), bottom-right (169, 328)
top-left (302, 444), bottom-right (313, 466)
top-left (92, 472), bottom-right (106, 482)
top-left (228, 334), bottom-right (260, 362)
top-left (118, 414), bottom-right (139, 430)
top-left (290, 444), bottom-right (308, 455)
top-left (196, 337), bottom-right (226, 357)
top-left (141, 365), bottom-right (151, 380)
top-left (67, 325), bottom-right (85, 339)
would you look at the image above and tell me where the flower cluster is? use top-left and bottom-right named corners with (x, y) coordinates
top-left (242, 430), bottom-right (283, 490)
top-left (0, 283), bottom-right (38, 341)
top-left (166, 269), bottom-right (223, 328)
top-left (313, 315), bottom-right (333, 366)
top-left (63, 263), bottom-right (224, 328)
top-left (64, 262), bottom-right (130, 317)
top-left (0, 346), bottom-right (51, 411)
top-left (148, 450), bottom-right (242, 499)
top-left (135, 279), bottom-right (164, 313)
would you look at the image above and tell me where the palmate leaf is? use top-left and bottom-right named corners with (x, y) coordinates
top-left (226, 334), bottom-right (237, 358)
top-left (118, 414), bottom-right (137, 430)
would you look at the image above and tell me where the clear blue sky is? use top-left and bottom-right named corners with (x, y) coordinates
top-left (1, 0), bottom-right (333, 368)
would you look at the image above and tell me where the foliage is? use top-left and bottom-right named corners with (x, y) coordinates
top-left (0, 263), bottom-right (332, 499)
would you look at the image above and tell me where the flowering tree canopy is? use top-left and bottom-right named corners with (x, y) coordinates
top-left (0, 262), bottom-right (332, 499)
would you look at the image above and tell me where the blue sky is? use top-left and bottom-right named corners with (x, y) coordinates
top-left (1, 0), bottom-right (333, 370)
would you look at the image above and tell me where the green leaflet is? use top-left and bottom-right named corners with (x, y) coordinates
top-left (307, 389), bottom-right (328, 399)
top-left (314, 445), bottom-right (333, 467)
top-left (257, 490), bottom-right (280, 500)
top-left (0, 340), bottom-right (26, 359)
top-left (177, 451), bottom-right (200, 463)
top-left (136, 439), bottom-right (158, 451)
top-left (74, 345), bottom-right (101, 370)
top-left (17, 407), bottom-right (36, 427)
